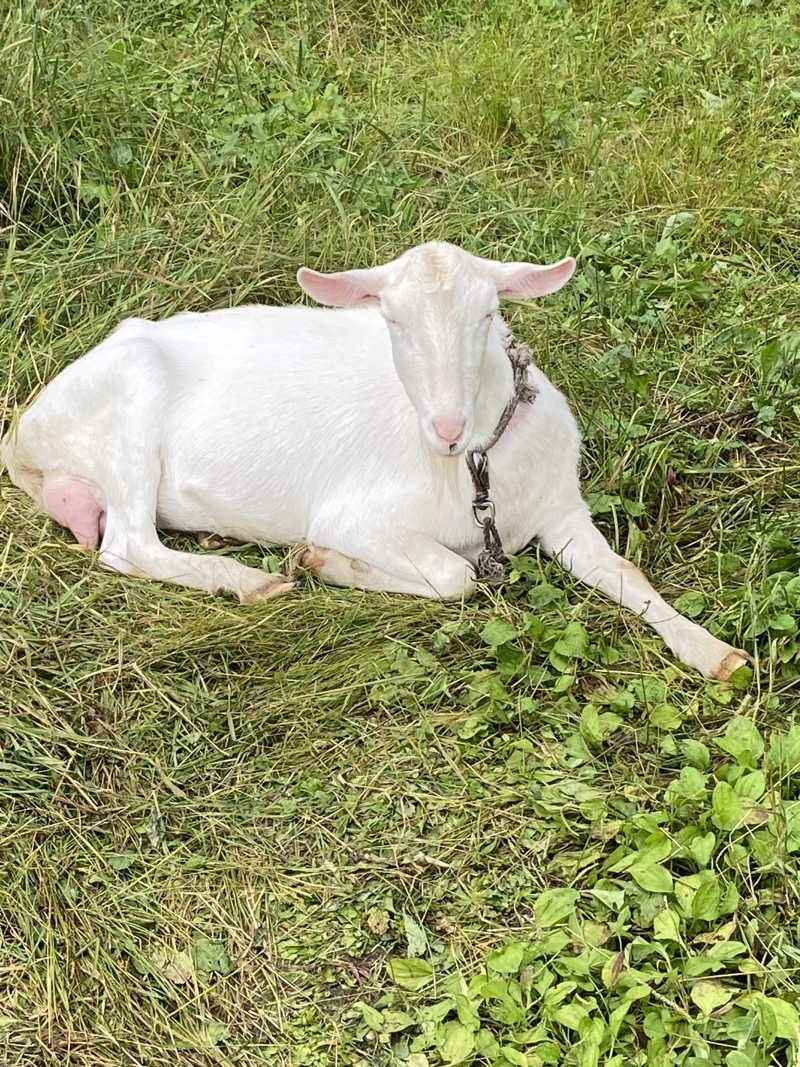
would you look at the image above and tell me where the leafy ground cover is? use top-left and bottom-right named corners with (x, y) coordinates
top-left (1, 0), bottom-right (799, 1064)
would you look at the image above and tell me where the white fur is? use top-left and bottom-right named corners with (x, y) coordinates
top-left (1, 241), bottom-right (749, 678)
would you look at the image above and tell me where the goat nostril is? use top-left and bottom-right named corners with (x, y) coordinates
top-left (433, 416), bottom-right (466, 444)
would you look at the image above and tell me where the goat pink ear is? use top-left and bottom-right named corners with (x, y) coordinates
top-left (488, 255), bottom-right (576, 299)
top-left (296, 266), bottom-right (387, 307)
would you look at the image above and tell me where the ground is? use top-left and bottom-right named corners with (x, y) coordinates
top-left (1, 0), bottom-right (800, 1065)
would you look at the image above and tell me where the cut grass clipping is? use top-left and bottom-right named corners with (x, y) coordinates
top-left (1, 0), bottom-right (800, 1065)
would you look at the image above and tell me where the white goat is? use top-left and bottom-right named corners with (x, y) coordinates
top-left (2, 241), bottom-right (750, 679)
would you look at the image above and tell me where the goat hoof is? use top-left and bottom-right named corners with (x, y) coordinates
top-left (712, 648), bottom-right (754, 682)
top-left (197, 531), bottom-right (242, 550)
top-left (240, 574), bottom-right (295, 604)
top-left (296, 545), bottom-right (327, 570)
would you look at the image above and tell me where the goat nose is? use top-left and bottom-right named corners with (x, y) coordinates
top-left (432, 416), bottom-right (466, 445)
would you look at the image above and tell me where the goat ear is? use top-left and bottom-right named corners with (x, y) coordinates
top-left (296, 265), bottom-right (388, 307)
top-left (487, 255), bottom-right (576, 299)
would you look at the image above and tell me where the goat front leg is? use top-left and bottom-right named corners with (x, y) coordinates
top-left (538, 507), bottom-right (752, 679)
top-left (298, 527), bottom-right (476, 601)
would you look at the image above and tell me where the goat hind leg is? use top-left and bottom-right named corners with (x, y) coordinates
top-left (98, 457), bottom-right (293, 602)
top-left (101, 518), bottom-right (294, 602)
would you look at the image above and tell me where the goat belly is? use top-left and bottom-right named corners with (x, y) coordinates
top-left (154, 457), bottom-right (311, 546)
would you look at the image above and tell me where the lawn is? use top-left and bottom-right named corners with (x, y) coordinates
top-left (1, 0), bottom-right (800, 1064)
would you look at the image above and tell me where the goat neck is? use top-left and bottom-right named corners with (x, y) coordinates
top-left (470, 318), bottom-right (516, 451)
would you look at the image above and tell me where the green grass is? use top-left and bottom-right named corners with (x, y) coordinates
top-left (2, 0), bottom-right (800, 1064)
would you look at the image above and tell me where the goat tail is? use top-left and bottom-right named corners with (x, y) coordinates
top-left (1, 418), bottom-right (44, 505)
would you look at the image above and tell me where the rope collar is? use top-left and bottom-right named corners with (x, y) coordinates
top-left (465, 332), bottom-right (538, 582)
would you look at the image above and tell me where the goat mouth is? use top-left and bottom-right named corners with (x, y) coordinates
top-left (430, 441), bottom-right (465, 458)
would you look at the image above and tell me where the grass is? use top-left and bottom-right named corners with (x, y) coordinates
top-left (1, 0), bottom-right (800, 1063)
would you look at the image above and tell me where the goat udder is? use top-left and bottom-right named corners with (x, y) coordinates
top-left (43, 476), bottom-right (105, 549)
